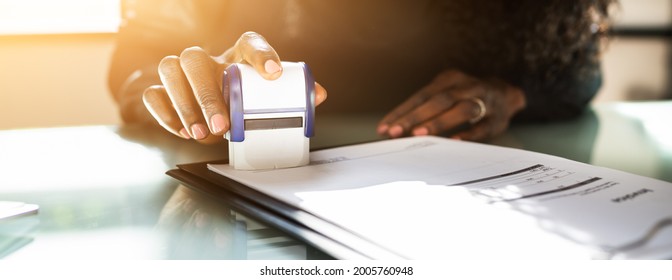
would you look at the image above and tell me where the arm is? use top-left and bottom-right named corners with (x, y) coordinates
top-left (109, 0), bottom-right (327, 143)
top-left (376, 53), bottom-right (602, 142)
top-left (377, 9), bottom-right (607, 141)
top-left (108, 0), bottom-right (229, 124)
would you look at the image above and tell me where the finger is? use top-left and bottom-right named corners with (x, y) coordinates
top-left (383, 82), bottom-right (487, 138)
top-left (229, 31), bottom-right (282, 80)
top-left (452, 118), bottom-right (508, 142)
top-left (180, 47), bottom-right (230, 136)
top-left (158, 55), bottom-right (209, 140)
top-left (384, 93), bottom-right (457, 138)
top-left (452, 121), bottom-right (492, 142)
top-left (377, 71), bottom-right (466, 135)
top-left (377, 90), bottom-right (433, 134)
top-left (315, 82), bottom-right (328, 106)
top-left (143, 85), bottom-right (191, 139)
top-left (410, 100), bottom-right (482, 137)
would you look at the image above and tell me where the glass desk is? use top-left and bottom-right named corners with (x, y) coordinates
top-left (1, 101), bottom-right (670, 259)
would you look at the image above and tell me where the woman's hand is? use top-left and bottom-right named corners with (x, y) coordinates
top-left (377, 70), bottom-right (526, 142)
top-left (142, 31), bottom-right (328, 143)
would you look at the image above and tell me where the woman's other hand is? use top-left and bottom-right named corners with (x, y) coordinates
top-left (377, 70), bottom-right (526, 142)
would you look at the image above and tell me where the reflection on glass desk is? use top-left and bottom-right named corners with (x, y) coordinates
top-left (0, 101), bottom-right (669, 259)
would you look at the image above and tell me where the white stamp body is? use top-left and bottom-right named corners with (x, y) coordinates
top-left (223, 62), bottom-right (315, 170)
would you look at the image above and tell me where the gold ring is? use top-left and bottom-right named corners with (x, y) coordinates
top-left (467, 97), bottom-right (486, 124)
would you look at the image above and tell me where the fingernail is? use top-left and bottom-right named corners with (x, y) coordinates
top-left (210, 114), bottom-right (228, 134)
top-left (264, 60), bottom-right (282, 74)
top-left (413, 127), bottom-right (429, 136)
top-left (388, 125), bottom-right (404, 138)
top-left (178, 128), bottom-right (191, 139)
top-left (316, 91), bottom-right (326, 104)
top-left (377, 124), bottom-right (389, 135)
top-left (190, 123), bottom-right (208, 140)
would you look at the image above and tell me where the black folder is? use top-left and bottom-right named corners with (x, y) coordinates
top-left (167, 160), bottom-right (404, 259)
top-left (168, 135), bottom-right (672, 260)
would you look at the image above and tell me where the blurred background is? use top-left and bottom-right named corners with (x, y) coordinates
top-left (0, 0), bottom-right (670, 130)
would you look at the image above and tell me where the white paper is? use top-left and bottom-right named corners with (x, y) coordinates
top-left (208, 136), bottom-right (672, 259)
top-left (0, 201), bottom-right (38, 220)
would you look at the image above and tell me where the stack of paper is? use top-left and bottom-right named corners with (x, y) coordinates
top-left (207, 136), bottom-right (672, 259)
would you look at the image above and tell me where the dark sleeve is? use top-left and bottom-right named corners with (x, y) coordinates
top-left (513, 43), bottom-right (603, 122)
top-left (107, 0), bottom-right (229, 123)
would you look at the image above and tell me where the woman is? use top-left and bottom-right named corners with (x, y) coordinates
top-left (109, 0), bottom-right (614, 142)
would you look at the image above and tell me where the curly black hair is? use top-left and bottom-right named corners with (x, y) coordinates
top-left (521, 0), bottom-right (614, 78)
top-left (430, 0), bottom-right (616, 119)
top-left (434, 0), bottom-right (614, 77)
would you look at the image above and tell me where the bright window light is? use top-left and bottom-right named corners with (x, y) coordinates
top-left (0, 0), bottom-right (120, 35)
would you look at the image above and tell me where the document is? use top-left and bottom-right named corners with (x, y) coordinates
top-left (0, 201), bottom-right (38, 221)
top-left (208, 136), bottom-right (672, 259)
top-left (0, 201), bottom-right (38, 258)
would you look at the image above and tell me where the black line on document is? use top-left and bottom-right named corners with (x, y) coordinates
top-left (449, 164), bottom-right (544, 186)
top-left (502, 177), bottom-right (602, 202)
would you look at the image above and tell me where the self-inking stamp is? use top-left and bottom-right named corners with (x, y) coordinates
top-left (223, 62), bottom-right (315, 170)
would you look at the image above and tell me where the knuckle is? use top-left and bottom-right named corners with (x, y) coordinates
top-left (144, 85), bottom-right (165, 95)
top-left (240, 31), bottom-right (261, 41)
top-left (239, 32), bottom-right (274, 54)
top-left (411, 92), bottom-right (432, 107)
top-left (142, 85), bottom-right (167, 104)
top-left (438, 69), bottom-right (461, 80)
top-left (142, 87), bottom-right (160, 102)
top-left (180, 46), bottom-right (207, 62)
top-left (397, 116), bottom-right (417, 130)
top-left (462, 101), bottom-right (480, 117)
top-left (172, 100), bottom-right (198, 120)
top-left (433, 92), bottom-right (453, 107)
top-left (158, 113), bottom-right (179, 127)
top-left (429, 116), bottom-right (447, 131)
top-left (180, 56), bottom-right (208, 72)
top-left (196, 90), bottom-right (222, 109)
top-left (181, 46), bottom-right (204, 56)
top-left (451, 70), bottom-right (468, 80)
top-left (473, 83), bottom-right (489, 95)
top-left (158, 55), bottom-right (181, 75)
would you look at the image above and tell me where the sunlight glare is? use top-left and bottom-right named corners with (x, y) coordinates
top-left (295, 181), bottom-right (596, 259)
top-left (0, 126), bottom-right (169, 192)
top-left (0, 0), bottom-right (120, 35)
top-left (614, 102), bottom-right (672, 153)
